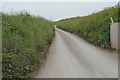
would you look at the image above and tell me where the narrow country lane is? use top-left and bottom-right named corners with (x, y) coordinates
top-left (35, 27), bottom-right (118, 78)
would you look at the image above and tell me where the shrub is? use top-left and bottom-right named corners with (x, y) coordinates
top-left (2, 12), bottom-right (54, 78)
top-left (56, 7), bottom-right (119, 49)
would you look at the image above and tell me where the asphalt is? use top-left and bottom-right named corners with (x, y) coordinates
top-left (35, 27), bottom-right (118, 78)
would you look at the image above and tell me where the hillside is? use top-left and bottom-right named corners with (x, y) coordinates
top-left (2, 12), bottom-right (54, 78)
top-left (56, 6), bottom-right (119, 49)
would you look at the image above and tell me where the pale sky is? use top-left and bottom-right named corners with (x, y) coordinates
top-left (1, 2), bottom-right (118, 21)
top-left (1, 0), bottom-right (120, 2)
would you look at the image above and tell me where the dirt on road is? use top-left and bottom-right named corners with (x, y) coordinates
top-left (35, 27), bottom-right (118, 78)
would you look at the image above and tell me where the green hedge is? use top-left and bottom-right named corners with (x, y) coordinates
top-left (2, 12), bottom-right (54, 78)
top-left (56, 7), bottom-right (119, 49)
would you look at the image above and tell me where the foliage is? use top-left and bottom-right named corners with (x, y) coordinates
top-left (2, 12), bottom-right (54, 78)
top-left (56, 7), bottom-right (119, 49)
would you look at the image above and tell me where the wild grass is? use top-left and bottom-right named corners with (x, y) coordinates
top-left (2, 11), bottom-right (54, 78)
top-left (56, 6), bottom-right (119, 49)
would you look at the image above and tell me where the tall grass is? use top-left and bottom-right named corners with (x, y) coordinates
top-left (56, 6), bottom-right (119, 49)
top-left (2, 12), bottom-right (54, 78)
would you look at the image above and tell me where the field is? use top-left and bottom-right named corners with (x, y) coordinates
top-left (56, 6), bottom-right (119, 49)
top-left (2, 11), bottom-right (54, 78)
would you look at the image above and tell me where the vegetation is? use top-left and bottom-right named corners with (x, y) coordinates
top-left (56, 6), bottom-right (119, 49)
top-left (2, 11), bottom-right (54, 78)
top-left (2, 4), bottom-right (119, 78)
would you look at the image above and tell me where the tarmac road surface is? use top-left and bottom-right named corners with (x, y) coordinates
top-left (35, 27), bottom-right (118, 78)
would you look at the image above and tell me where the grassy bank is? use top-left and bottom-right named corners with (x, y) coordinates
top-left (2, 12), bottom-right (54, 78)
top-left (56, 6), bottom-right (119, 49)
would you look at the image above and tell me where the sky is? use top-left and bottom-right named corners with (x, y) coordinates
top-left (1, 2), bottom-right (119, 21)
top-left (1, 0), bottom-right (120, 2)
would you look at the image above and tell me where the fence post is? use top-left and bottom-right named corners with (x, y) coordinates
top-left (110, 22), bottom-right (120, 51)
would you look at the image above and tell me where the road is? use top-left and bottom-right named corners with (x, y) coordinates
top-left (35, 27), bottom-right (118, 78)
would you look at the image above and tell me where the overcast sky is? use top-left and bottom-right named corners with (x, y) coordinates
top-left (2, 2), bottom-right (118, 21)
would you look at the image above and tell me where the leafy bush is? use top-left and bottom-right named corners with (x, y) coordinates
top-left (2, 12), bottom-right (54, 78)
top-left (56, 7), bottom-right (119, 49)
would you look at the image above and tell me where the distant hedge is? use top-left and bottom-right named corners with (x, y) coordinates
top-left (2, 12), bottom-right (54, 78)
top-left (56, 7), bottom-right (119, 49)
